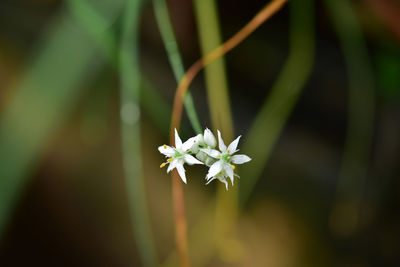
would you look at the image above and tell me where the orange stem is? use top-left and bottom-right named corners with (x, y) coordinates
top-left (170, 0), bottom-right (288, 132)
top-left (168, 0), bottom-right (288, 266)
top-left (171, 171), bottom-right (190, 267)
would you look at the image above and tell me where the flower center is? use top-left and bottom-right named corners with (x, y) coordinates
top-left (222, 153), bottom-right (231, 163)
top-left (174, 151), bottom-right (183, 158)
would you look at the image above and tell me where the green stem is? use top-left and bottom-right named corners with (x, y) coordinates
top-left (193, 0), bottom-right (237, 262)
top-left (239, 0), bottom-right (315, 205)
top-left (66, 0), bottom-right (118, 64)
top-left (153, 0), bottom-right (202, 134)
top-left (119, 0), bottom-right (159, 266)
top-left (325, 0), bottom-right (375, 235)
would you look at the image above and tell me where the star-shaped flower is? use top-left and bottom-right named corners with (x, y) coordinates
top-left (201, 130), bottom-right (251, 189)
top-left (158, 129), bottom-right (203, 183)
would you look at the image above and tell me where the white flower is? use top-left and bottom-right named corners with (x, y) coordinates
top-left (203, 128), bottom-right (217, 148)
top-left (158, 129), bottom-right (203, 183)
top-left (201, 130), bottom-right (251, 189)
top-left (193, 128), bottom-right (218, 166)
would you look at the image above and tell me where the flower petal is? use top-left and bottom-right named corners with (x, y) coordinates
top-left (204, 128), bottom-right (217, 147)
top-left (174, 128), bottom-right (182, 148)
top-left (205, 176), bottom-right (216, 184)
top-left (158, 145), bottom-right (175, 156)
top-left (217, 130), bottom-right (227, 152)
top-left (167, 159), bottom-right (177, 173)
top-left (227, 135), bottom-right (241, 154)
top-left (176, 163), bottom-right (187, 183)
top-left (217, 177), bottom-right (229, 190)
top-left (207, 160), bottom-right (223, 179)
top-left (184, 154), bottom-right (203, 165)
top-left (181, 136), bottom-right (196, 151)
top-left (224, 164), bottom-right (234, 185)
top-left (231, 154), bottom-right (251, 164)
top-left (201, 148), bottom-right (221, 158)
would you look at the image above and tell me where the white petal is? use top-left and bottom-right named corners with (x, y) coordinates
top-left (158, 145), bottom-right (175, 156)
top-left (231, 154), bottom-right (251, 164)
top-left (204, 128), bottom-right (217, 147)
top-left (174, 128), bottom-right (182, 148)
top-left (218, 177), bottom-right (229, 190)
top-left (201, 148), bottom-right (221, 158)
top-left (227, 135), bottom-right (241, 154)
top-left (195, 133), bottom-right (205, 146)
top-left (184, 154), bottom-right (203, 165)
top-left (205, 176), bottom-right (216, 185)
top-left (167, 159), bottom-right (177, 173)
top-left (224, 164), bottom-right (234, 185)
top-left (217, 130), bottom-right (227, 152)
top-left (207, 160), bottom-right (223, 179)
top-left (176, 163), bottom-right (187, 183)
top-left (181, 136), bottom-right (196, 151)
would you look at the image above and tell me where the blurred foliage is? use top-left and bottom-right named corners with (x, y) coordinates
top-left (377, 42), bottom-right (400, 100)
top-left (240, 0), bottom-right (315, 204)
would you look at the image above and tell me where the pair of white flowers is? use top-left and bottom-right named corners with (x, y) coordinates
top-left (158, 128), bottom-right (251, 190)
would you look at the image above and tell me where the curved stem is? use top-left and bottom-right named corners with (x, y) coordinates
top-left (167, 0), bottom-right (288, 266)
top-left (170, 0), bottom-right (288, 132)
top-left (153, 0), bottom-right (202, 134)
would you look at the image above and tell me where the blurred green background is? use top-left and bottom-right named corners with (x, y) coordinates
top-left (0, 0), bottom-right (400, 266)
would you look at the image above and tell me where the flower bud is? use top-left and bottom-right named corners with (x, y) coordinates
top-left (195, 134), bottom-right (205, 146)
top-left (196, 150), bottom-right (207, 162)
top-left (203, 128), bottom-right (217, 148)
top-left (205, 156), bottom-right (216, 167)
top-left (190, 134), bottom-right (204, 153)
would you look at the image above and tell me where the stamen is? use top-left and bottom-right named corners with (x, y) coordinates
top-left (167, 158), bottom-right (174, 162)
top-left (160, 162), bottom-right (167, 168)
top-left (163, 144), bottom-right (167, 149)
top-left (231, 164), bottom-right (236, 170)
top-left (217, 155), bottom-right (221, 159)
top-left (227, 150), bottom-right (230, 154)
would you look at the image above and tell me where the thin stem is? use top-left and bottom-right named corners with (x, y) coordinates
top-left (171, 171), bottom-right (190, 267)
top-left (66, 0), bottom-right (117, 64)
top-left (168, 127), bottom-right (190, 267)
top-left (120, 0), bottom-right (159, 266)
top-left (170, 0), bottom-right (288, 133)
top-left (153, 0), bottom-right (202, 134)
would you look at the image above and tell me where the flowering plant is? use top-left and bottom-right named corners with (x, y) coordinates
top-left (158, 128), bottom-right (251, 190)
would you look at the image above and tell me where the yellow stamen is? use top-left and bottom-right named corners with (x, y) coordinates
top-left (217, 155), bottom-right (221, 159)
top-left (231, 164), bottom-right (236, 170)
top-left (163, 144), bottom-right (167, 149)
top-left (227, 150), bottom-right (230, 153)
top-left (167, 158), bottom-right (174, 162)
top-left (160, 162), bottom-right (167, 168)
